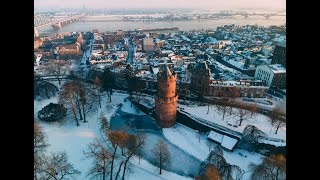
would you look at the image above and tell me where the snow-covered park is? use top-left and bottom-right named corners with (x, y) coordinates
top-left (34, 78), bottom-right (285, 180)
top-left (34, 88), bottom-right (190, 180)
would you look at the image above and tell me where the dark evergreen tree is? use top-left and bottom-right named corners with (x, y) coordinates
top-left (101, 67), bottom-right (115, 102)
top-left (38, 103), bottom-right (67, 122)
top-left (34, 80), bottom-right (59, 99)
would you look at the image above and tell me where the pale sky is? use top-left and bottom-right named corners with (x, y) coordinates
top-left (34, 0), bottom-right (286, 10)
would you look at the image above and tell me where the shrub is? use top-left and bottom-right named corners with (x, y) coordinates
top-left (38, 103), bottom-right (67, 122)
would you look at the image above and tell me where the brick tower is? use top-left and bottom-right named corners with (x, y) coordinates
top-left (155, 64), bottom-right (178, 128)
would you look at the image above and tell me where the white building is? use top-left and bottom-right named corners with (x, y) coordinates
top-left (254, 64), bottom-right (286, 89)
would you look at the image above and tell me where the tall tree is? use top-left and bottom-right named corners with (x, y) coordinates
top-left (128, 77), bottom-right (145, 104)
top-left (199, 145), bottom-right (243, 180)
top-left (107, 130), bottom-right (129, 180)
top-left (196, 165), bottom-right (221, 180)
top-left (123, 64), bottom-right (135, 104)
top-left (121, 131), bottom-right (145, 180)
top-left (34, 120), bottom-right (48, 155)
top-left (40, 151), bottom-right (81, 180)
top-left (59, 81), bottom-right (80, 126)
top-left (231, 101), bottom-right (252, 126)
top-left (94, 76), bottom-right (102, 108)
top-left (99, 112), bottom-right (109, 134)
top-left (83, 138), bottom-right (111, 180)
top-left (42, 60), bottom-right (70, 85)
top-left (101, 67), bottom-right (115, 102)
top-left (216, 99), bottom-right (229, 120)
top-left (34, 80), bottom-right (59, 99)
top-left (227, 88), bottom-right (238, 115)
top-left (250, 103), bottom-right (258, 118)
top-left (270, 108), bottom-right (286, 134)
top-left (38, 103), bottom-right (67, 123)
top-left (79, 83), bottom-right (97, 123)
top-left (34, 120), bottom-right (49, 180)
top-left (249, 154), bottom-right (286, 180)
top-left (151, 139), bottom-right (171, 175)
top-left (72, 80), bottom-right (85, 121)
top-left (239, 125), bottom-right (265, 152)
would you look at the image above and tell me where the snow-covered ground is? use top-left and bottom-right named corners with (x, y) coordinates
top-left (178, 102), bottom-right (286, 142)
top-left (34, 89), bottom-right (189, 180)
top-left (163, 124), bottom-right (264, 180)
top-left (128, 157), bottom-right (190, 180)
top-left (132, 94), bottom-right (155, 108)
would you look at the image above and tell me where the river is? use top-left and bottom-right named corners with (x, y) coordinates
top-left (110, 108), bottom-right (201, 177)
top-left (38, 15), bottom-right (285, 36)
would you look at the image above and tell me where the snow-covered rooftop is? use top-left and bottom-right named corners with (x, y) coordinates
top-left (152, 67), bottom-right (159, 74)
top-left (221, 136), bottom-right (238, 151)
top-left (207, 131), bottom-right (223, 143)
top-left (269, 64), bottom-right (286, 73)
top-left (207, 131), bottom-right (238, 151)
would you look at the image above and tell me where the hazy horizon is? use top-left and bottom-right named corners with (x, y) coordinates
top-left (34, 0), bottom-right (286, 11)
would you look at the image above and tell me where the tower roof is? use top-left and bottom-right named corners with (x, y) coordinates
top-left (161, 64), bottom-right (172, 77)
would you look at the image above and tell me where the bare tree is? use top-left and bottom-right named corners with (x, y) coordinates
top-left (40, 151), bottom-right (81, 180)
top-left (42, 60), bottom-right (70, 85)
top-left (238, 125), bottom-right (265, 152)
top-left (270, 107), bottom-right (286, 134)
top-left (232, 101), bottom-right (252, 126)
top-left (199, 145), bottom-right (243, 180)
top-left (249, 154), bottom-right (286, 180)
top-left (216, 99), bottom-right (229, 120)
top-left (34, 120), bottom-right (49, 180)
top-left (94, 76), bottom-right (102, 108)
top-left (34, 120), bottom-right (48, 155)
top-left (250, 103), bottom-right (258, 118)
top-left (79, 83), bottom-right (97, 123)
top-left (60, 79), bottom-right (97, 124)
top-left (83, 138), bottom-right (111, 180)
top-left (107, 130), bottom-right (129, 180)
top-left (59, 81), bottom-right (80, 126)
top-left (196, 165), bottom-right (221, 180)
top-left (99, 112), bottom-right (109, 134)
top-left (106, 103), bottom-right (113, 113)
top-left (71, 80), bottom-right (85, 121)
top-left (121, 131), bottom-right (145, 180)
top-left (151, 139), bottom-right (171, 175)
top-left (34, 80), bottom-right (59, 99)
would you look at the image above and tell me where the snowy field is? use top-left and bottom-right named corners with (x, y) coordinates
top-left (34, 89), bottom-right (190, 180)
top-left (163, 124), bottom-right (264, 180)
top-left (34, 78), bottom-right (285, 179)
top-left (178, 102), bottom-right (286, 143)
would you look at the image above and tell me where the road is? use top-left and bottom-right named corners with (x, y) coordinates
top-left (75, 37), bottom-right (94, 77)
top-left (127, 38), bottom-right (135, 64)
